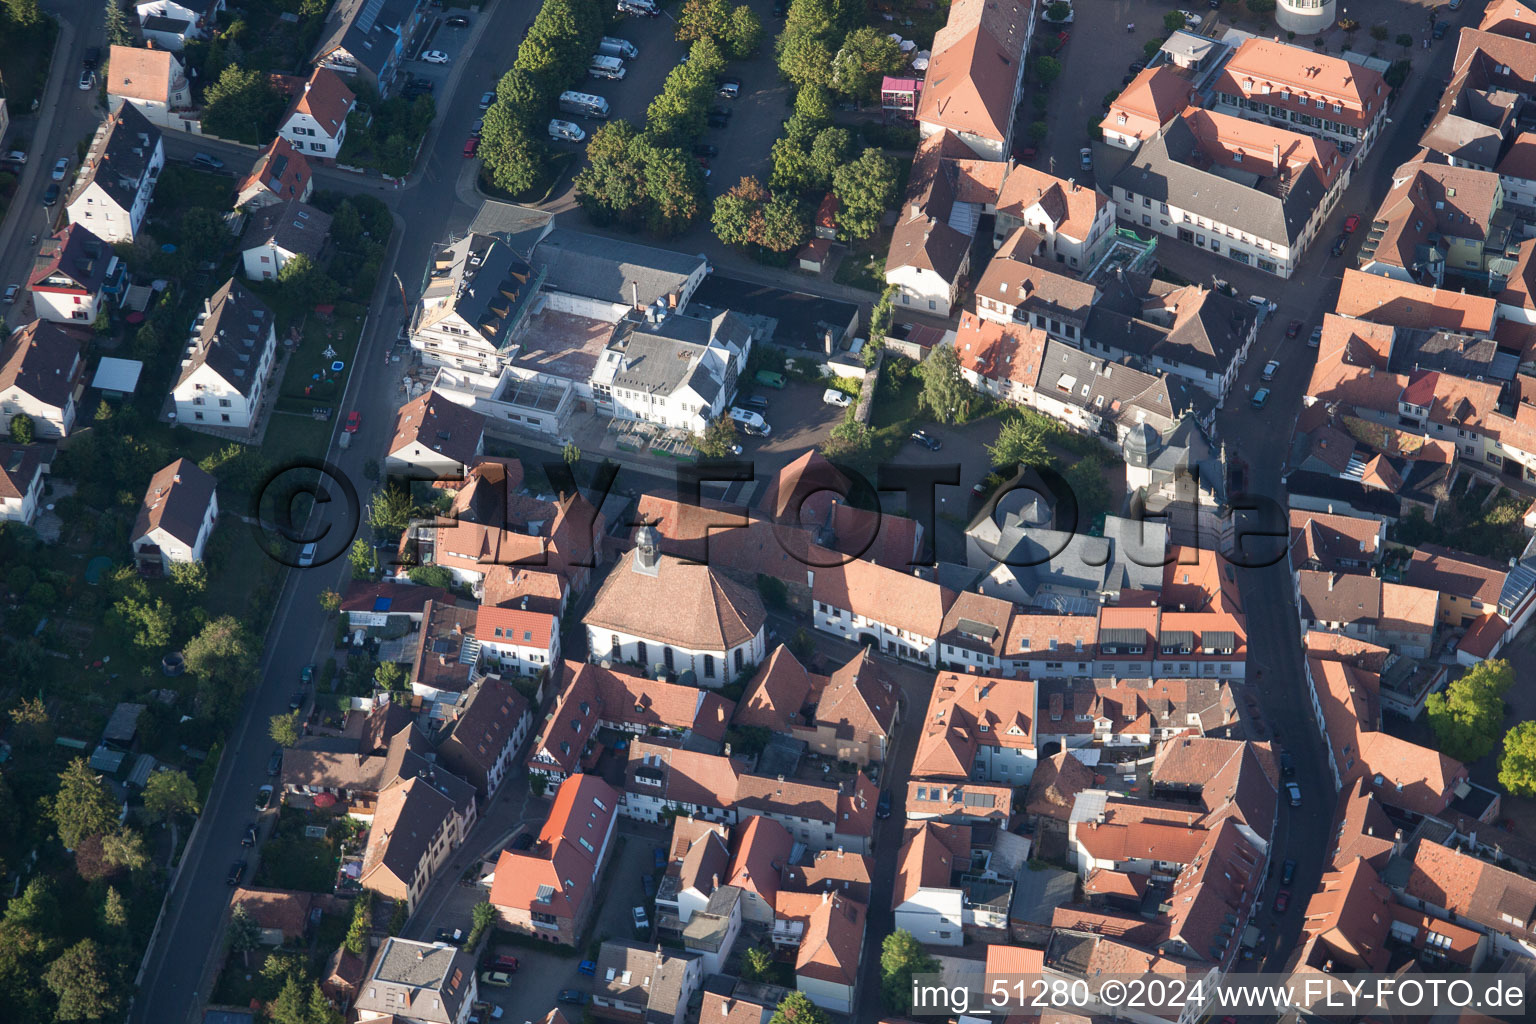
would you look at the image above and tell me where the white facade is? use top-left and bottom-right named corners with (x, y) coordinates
top-left (67, 139), bottom-right (164, 244)
top-left (478, 619), bottom-right (560, 677)
top-left (798, 973), bottom-right (856, 1015)
top-left (1274, 0), bottom-right (1337, 38)
top-left (0, 367), bottom-right (79, 441)
top-left (889, 262), bottom-right (965, 317)
top-left (107, 55), bottom-right (193, 128)
top-left (241, 239), bottom-right (301, 281)
top-left (133, 491), bottom-right (218, 570)
top-left (171, 322), bottom-right (277, 430)
top-left (30, 268), bottom-right (114, 325)
top-left (894, 889), bottom-right (964, 946)
top-left (813, 601), bottom-right (939, 667)
top-left (588, 624), bottom-right (766, 689)
top-left (386, 436), bottom-right (485, 479)
top-left (995, 196), bottom-right (1117, 271)
top-left (0, 459), bottom-right (45, 525)
top-left (280, 105), bottom-right (350, 161)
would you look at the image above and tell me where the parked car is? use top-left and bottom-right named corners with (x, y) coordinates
top-left (632, 906), bottom-right (649, 930)
top-left (1281, 858), bottom-right (1297, 884)
top-left (653, 846), bottom-right (667, 869)
top-left (255, 785), bottom-right (273, 811)
top-left (743, 395), bottom-right (770, 412)
top-left (1079, 146), bottom-right (1092, 170)
top-left (559, 990), bottom-right (589, 1006)
top-left (1273, 889), bottom-right (1291, 914)
top-left (288, 691), bottom-right (304, 710)
top-left (717, 77), bottom-right (741, 98)
top-left (79, 69), bottom-right (94, 90)
top-left (1285, 318), bottom-right (1303, 339)
top-left (480, 971), bottom-right (512, 988)
top-left (1178, 9), bottom-right (1201, 25)
top-left (909, 429), bottom-right (942, 450)
top-left (1343, 214), bottom-right (1361, 233)
top-left (578, 960), bottom-right (598, 976)
top-left (486, 955), bottom-right (519, 972)
top-left (1261, 359), bottom-right (1279, 381)
top-left (242, 822), bottom-right (258, 847)
top-left (1330, 233), bottom-right (1348, 257)
top-left (83, 46), bottom-right (100, 70)
top-left (227, 861), bottom-right (246, 886)
top-left (421, 49), bottom-right (451, 63)
top-left (446, 14), bottom-right (469, 26)
top-left (708, 106), bottom-right (732, 120)
top-left (298, 541), bottom-right (317, 566)
top-left (301, 664), bottom-right (314, 685)
top-left (192, 152), bottom-right (224, 170)
top-left (707, 112), bottom-right (730, 128)
top-left (2, 149), bottom-right (26, 165)
top-left (463, 137), bottom-right (479, 158)
top-left (1280, 750), bottom-right (1295, 777)
top-left (2, 285), bottom-right (16, 305)
top-left (50, 157), bottom-right (69, 181)
top-left (753, 369), bottom-right (785, 388)
top-left (823, 388), bottom-right (852, 407)
top-left (1433, 18), bottom-right (1448, 36)
top-left (1286, 782), bottom-right (1302, 806)
top-left (694, 143), bottom-right (720, 158)
top-left (1308, 324), bottom-right (1323, 348)
top-left (548, 119), bottom-right (586, 142)
top-left (1251, 388), bottom-right (1270, 408)
top-left (345, 411), bottom-right (362, 433)
top-left (436, 928), bottom-right (465, 945)
top-left (642, 873), bottom-right (656, 897)
top-left (479, 90), bottom-right (495, 109)
top-left (876, 791), bottom-right (892, 819)
top-left (471, 118), bottom-right (485, 137)
top-left (41, 183), bottom-right (59, 206)
top-left (267, 748), bottom-right (283, 775)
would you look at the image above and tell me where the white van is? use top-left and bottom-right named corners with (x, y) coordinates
top-left (558, 91), bottom-right (610, 118)
top-left (549, 119), bottom-right (587, 141)
top-left (599, 36), bottom-right (640, 59)
top-left (588, 55), bottom-right (627, 79)
top-left (729, 407), bottom-right (771, 436)
top-left (617, 0), bottom-right (658, 15)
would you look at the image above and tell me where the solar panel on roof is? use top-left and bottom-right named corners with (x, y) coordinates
top-left (373, 597), bottom-right (392, 612)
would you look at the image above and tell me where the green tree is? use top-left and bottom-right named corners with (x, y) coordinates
top-left (100, 827), bottom-right (149, 871)
top-left (1245, 0), bottom-right (1275, 13)
top-left (562, 442), bottom-right (582, 465)
top-left (228, 903), bottom-right (261, 965)
top-left (44, 938), bottom-right (120, 1021)
top-left (479, 108), bottom-right (549, 197)
top-left (807, 127), bottom-right (852, 188)
top-left (778, 32), bottom-right (834, 88)
top-left (692, 415), bottom-right (740, 457)
top-left (5, 0), bottom-right (41, 26)
top-left (725, 3), bottom-right (763, 57)
top-left (307, 982), bottom-right (343, 1024)
top-left (575, 120), bottom-right (650, 227)
top-left (48, 758), bottom-right (116, 851)
top-left (881, 929), bottom-right (939, 1012)
top-left (407, 564), bottom-right (454, 589)
top-left (1426, 659), bottom-right (1512, 762)
top-left (640, 143), bottom-right (704, 237)
top-left (115, 594), bottom-right (176, 649)
top-left (830, 26), bottom-right (906, 98)
top-left (319, 589), bottom-right (342, 614)
top-left (794, 83), bottom-right (834, 124)
top-left (714, 176), bottom-right (767, 248)
top-left (9, 695), bottom-right (51, 747)
top-left (467, 900), bottom-right (498, 946)
top-left (1370, 23), bottom-right (1388, 40)
top-left (1395, 32), bottom-right (1413, 48)
top-left (9, 411), bottom-right (34, 445)
top-left (367, 483), bottom-right (419, 534)
top-left (269, 976), bottom-right (310, 1024)
top-left (170, 559), bottom-right (208, 596)
top-left (988, 416), bottom-right (1052, 470)
top-left (102, 886), bottom-right (129, 930)
top-left (769, 117), bottom-right (820, 192)
top-left (375, 661), bottom-right (408, 692)
top-left (349, 537), bottom-right (378, 580)
top-left (344, 890), bottom-right (375, 955)
top-left (770, 991), bottom-right (831, 1024)
top-left (760, 192), bottom-right (808, 253)
top-left (143, 769), bottom-right (199, 821)
top-left (1033, 55), bottom-right (1063, 86)
top-left (1499, 720), bottom-right (1536, 796)
top-left (917, 343), bottom-right (967, 425)
top-left (864, 286), bottom-right (894, 367)
top-left (277, 252), bottom-right (337, 307)
top-left (677, 0), bottom-right (730, 41)
top-left (186, 615), bottom-right (258, 719)
top-left (102, 0), bottom-right (129, 44)
top-left (823, 417), bottom-right (869, 457)
top-left (1163, 10), bottom-right (1188, 31)
top-left (201, 65), bottom-right (285, 144)
top-left (270, 710), bottom-right (301, 748)
top-left (832, 148), bottom-right (899, 241)
top-left (741, 945), bottom-right (773, 981)
top-left (1044, 1), bottom-right (1070, 21)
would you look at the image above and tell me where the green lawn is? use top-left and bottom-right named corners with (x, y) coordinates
top-left (254, 808), bottom-right (340, 893)
top-left (211, 949), bottom-right (290, 1008)
top-left (833, 244), bottom-right (887, 293)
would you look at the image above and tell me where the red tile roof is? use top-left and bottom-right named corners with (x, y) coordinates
top-left (286, 67), bottom-right (355, 139)
top-left (489, 774), bottom-right (620, 921)
top-left (796, 893), bottom-right (865, 987)
top-left (913, 672), bottom-right (1036, 778)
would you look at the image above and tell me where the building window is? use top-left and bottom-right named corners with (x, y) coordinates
top-left (703, 654), bottom-right (715, 677)
top-left (663, 646), bottom-right (674, 670)
top-left (734, 647), bottom-right (744, 671)
top-left (611, 635), bottom-right (621, 657)
top-left (636, 640), bottom-right (647, 664)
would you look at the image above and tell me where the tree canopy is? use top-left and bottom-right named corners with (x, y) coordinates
top-left (44, 938), bottom-right (121, 1022)
top-left (143, 769), bottom-right (199, 821)
top-left (831, 148), bottom-right (899, 240)
top-left (48, 758), bottom-right (116, 851)
top-left (988, 415), bottom-right (1052, 470)
top-left (917, 343), bottom-right (968, 425)
top-left (829, 26), bottom-right (906, 98)
top-left (1426, 659), bottom-right (1512, 763)
top-left (201, 65), bottom-right (286, 144)
top-left (881, 929), bottom-right (940, 1012)
top-left (1499, 720), bottom-right (1536, 796)
top-left (769, 991), bottom-right (832, 1024)
top-left (270, 710), bottom-right (301, 748)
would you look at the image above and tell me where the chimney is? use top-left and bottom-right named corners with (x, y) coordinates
top-left (1272, 142), bottom-right (1281, 174)
top-left (1393, 828), bottom-right (1406, 855)
top-left (1328, 574), bottom-right (1334, 592)
top-left (632, 281), bottom-right (640, 310)
top-left (711, 873), bottom-right (719, 891)
top-left (824, 328), bottom-right (835, 356)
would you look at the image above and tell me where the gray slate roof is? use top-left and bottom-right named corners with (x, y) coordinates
top-left (422, 232), bottom-right (537, 353)
top-left (312, 0), bottom-right (419, 77)
top-left (356, 937), bottom-right (475, 1024)
top-left (1112, 116), bottom-right (1327, 246)
top-left (239, 200), bottom-right (333, 260)
top-left (176, 279), bottom-right (273, 397)
top-left (533, 228), bottom-right (704, 308)
top-left (1035, 339), bottom-right (1213, 432)
top-left (70, 103), bottom-right (161, 213)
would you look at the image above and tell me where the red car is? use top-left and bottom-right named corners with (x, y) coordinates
top-left (345, 410), bottom-right (362, 433)
top-left (1343, 214), bottom-right (1361, 233)
top-left (1285, 319), bottom-right (1303, 339)
top-left (463, 137), bottom-right (479, 158)
top-left (487, 955), bottom-right (520, 972)
top-left (1273, 889), bottom-right (1291, 914)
